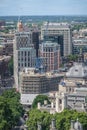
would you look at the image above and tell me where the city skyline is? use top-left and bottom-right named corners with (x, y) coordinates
top-left (0, 0), bottom-right (87, 16)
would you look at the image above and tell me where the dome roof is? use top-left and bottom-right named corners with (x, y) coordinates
top-left (66, 63), bottom-right (87, 78)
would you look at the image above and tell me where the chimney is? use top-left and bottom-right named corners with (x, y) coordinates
top-left (37, 102), bottom-right (41, 109)
top-left (51, 118), bottom-right (56, 130)
top-left (44, 100), bottom-right (47, 105)
top-left (51, 102), bottom-right (54, 109)
top-left (37, 122), bottom-right (42, 130)
top-left (70, 120), bottom-right (74, 130)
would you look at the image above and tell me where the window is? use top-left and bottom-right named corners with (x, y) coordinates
top-left (25, 51), bottom-right (26, 56)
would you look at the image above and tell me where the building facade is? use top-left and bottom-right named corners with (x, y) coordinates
top-left (19, 68), bottom-right (63, 94)
top-left (39, 41), bottom-right (60, 72)
top-left (41, 22), bottom-right (72, 56)
top-left (14, 22), bottom-right (36, 91)
top-left (73, 38), bottom-right (87, 55)
top-left (19, 68), bottom-right (63, 105)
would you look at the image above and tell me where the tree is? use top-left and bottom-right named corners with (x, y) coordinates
top-left (54, 109), bottom-right (87, 130)
top-left (26, 109), bottom-right (87, 130)
top-left (67, 54), bottom-right (78, 62)
top-left (1, 89), bottom-right (24, 128)
top-left (26, 109), bottom-right (52, 130)
top-left (32, 95), bottom-right (50, 108)
top-left (0, 96), bottom-right (13, 130)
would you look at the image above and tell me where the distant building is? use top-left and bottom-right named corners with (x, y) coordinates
top-left (0, 55), bottom-right (11, 79)
top-left (73, 38), bottom-right (87, 55)
top-left (0, 33), bottom-right (14, 41)
top-left (0, 56), bottom-right (14, 88)
top-left (41, 22), bottom-right (72, 56)
top-left (0, 21), bottom-right (5, 26)
top-left (0, 32), bottom-right (14, 56)
top-left (66, 62), bottom-right (87, 80)
top-left (39, 41), bottom-right (60, 72)
top-left (58, 62), bottom-right (87, 94)
top-left (0, 41), bottom-right (13, 56)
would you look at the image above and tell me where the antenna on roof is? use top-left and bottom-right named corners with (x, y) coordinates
top-left (18, 15), bottom-right (20, 23)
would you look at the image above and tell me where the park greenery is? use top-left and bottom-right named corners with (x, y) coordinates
top-left (72, 23), bottom-right (87, 31)
top-left (0, 89), bottom-right (24, 130)
top-left (32, 95), bottom-right (50, 108)
top-left (26, 109), bottom-right (87, 130)
top-left (27, 95), bottom-right (87, 130)
top-left (67, 54), bottom-right (78, 62)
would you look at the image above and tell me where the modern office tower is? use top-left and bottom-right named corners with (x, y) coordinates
top-left (39, 41), bottom-right (60, 72)
top-left (18, 48), bottom-right (36, 72)
top-left (14, 21), bottom-right (36, 91)
top-left (41, 22), bottom-right (72, 56)
top-left (32, 31), bottom-right (39, 57)
top-left (21, 21), bottom-right (40, 57)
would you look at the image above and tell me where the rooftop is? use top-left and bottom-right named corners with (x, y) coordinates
top-left (42, 41), bottom-right (59, 47)
top-left (66, 62), bottom-right (87, 78)
top-left (20, 67), bottom-right (64, 78)
top-left (42, 22), bottom-right (70, 29)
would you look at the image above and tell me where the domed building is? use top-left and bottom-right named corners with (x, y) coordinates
top-left (59, 62), bottom-right (87, 94)
top-left (66, 62), bottom-right (87, 79)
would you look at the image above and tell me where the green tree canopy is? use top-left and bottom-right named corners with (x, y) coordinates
top-left (32, 95), bottom-right (50, 108)
top-left (26, 109), bottom-right (52, 130)
top-left (0, 96), bottom-right (13, 130)
top-left (26, 109), bottom-right (87, 130)
top-left (0, 89), bottom-right (24, 130)
top-left (67, 54), bottom-right (78, 62)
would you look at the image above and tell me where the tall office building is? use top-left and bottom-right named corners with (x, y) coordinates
top-left (39, 41), bottom-right (60, 72)
top-left (41, 22), bottom-right (72, 56)
top-left (24, 24), bottom-right (40, 57)
top-left (14, 21), bottom-right (36, 91)
top-left (32, 30), bottom-right (39, 57)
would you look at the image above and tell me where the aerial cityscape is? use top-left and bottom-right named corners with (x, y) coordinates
top-left (1, 0), bottom-right (87, 130)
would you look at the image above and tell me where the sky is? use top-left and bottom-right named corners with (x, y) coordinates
top-left (0, 0), bottom-right (87, 16)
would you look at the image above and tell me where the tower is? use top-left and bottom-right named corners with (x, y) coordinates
top-left (17, 20), bottom-right (24, 32)
top-left (55, 92), bottom-right (67, 112)
top-left (14, 22), bottom-right (36, 91)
